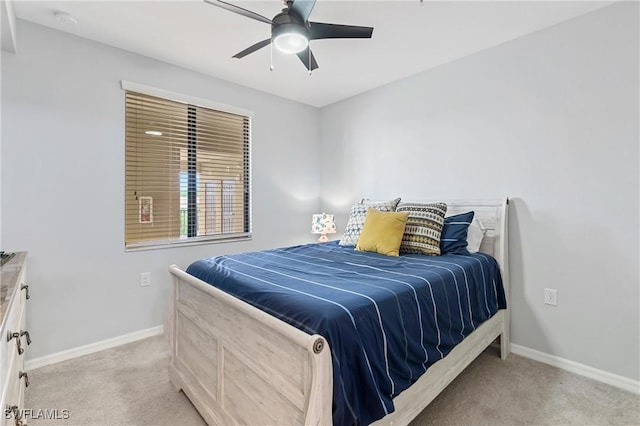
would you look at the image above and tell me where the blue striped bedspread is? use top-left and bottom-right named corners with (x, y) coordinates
top-left (186, 241), bottom-right (506, 426)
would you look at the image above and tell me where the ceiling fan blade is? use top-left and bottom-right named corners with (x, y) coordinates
top-left (309, 22), bottom-right (374, 40)
top-left (204, 0), bottom-right (272, 25)
top-left (296, 47), bottom-right (319, 72)
top-left (232, 39), bottom-right (271, 59)
top-left (290, 0), bottom-right (316, 22)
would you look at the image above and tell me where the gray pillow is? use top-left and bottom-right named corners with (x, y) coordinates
top-left (339, 198), bottom-right (401, 246)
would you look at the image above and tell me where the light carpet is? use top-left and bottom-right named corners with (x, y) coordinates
top-left (25, 336), bottom-right (639, 425)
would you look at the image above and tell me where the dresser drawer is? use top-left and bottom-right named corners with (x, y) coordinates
top-left (2, 289), bottom-right (26, 380)
top-left (1, 348), bottom-right (24, 426)
top-left (0, 268), bottom-right (26, 385)
top-left (0, 255), bottom-right (28, 426)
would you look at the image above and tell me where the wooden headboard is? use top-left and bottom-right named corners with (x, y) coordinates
top-left (409, 198), bottom-right (510, 305)
top-left (443, 199), bottom-right (508, 264)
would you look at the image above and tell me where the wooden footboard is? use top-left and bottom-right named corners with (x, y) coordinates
top-left (167, 266), bottom-right (333, 425)
top-left (371, 311), bottom-right (505, 425)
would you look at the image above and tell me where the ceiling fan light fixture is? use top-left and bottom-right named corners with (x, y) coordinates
top-left (272, 23), bottom-right (309, 54)
top-left (274, 32), bottom-right (308, 54)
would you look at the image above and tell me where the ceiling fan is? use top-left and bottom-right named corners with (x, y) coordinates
top-left (204, 0), bottom-right (374, 72)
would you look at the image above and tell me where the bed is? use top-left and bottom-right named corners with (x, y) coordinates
top-left (167, 198), bottom-right (510, 425)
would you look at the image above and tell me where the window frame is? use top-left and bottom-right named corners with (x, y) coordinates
top-left (121, 81), bottom-right (253, 251)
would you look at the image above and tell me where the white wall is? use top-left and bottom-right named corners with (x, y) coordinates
top-left (1, 20), bottom-right (320, 359)
top-left (320, 2), bottom-right (639, 381)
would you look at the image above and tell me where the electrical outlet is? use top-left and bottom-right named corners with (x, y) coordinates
top-left (544, 288), bottom-right (557, 306)
top-left (140, 272), bottom-right (151, 287)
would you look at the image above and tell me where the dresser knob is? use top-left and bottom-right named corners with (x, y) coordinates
top-left (6, 331), bottom-right (24, 355)
top-left (19, 371), bottom-right (29, 388)
top-left (4, 405), bottom-right (26, 425)
top-left (20, 284), bottom-right (30, 300)
top-left (20, 330), bottom-right (31, 346)
top-left (5, 405), bottom-right (18, 418)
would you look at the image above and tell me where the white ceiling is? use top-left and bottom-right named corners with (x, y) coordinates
top-left (10, 0), bottom-right (611, 107)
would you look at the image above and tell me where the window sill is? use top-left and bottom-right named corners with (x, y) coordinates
top-left (125, 233), bottom-right (252, 252)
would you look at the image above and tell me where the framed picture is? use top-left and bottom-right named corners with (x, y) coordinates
top-left (139, 196), bottom-right (153, 224)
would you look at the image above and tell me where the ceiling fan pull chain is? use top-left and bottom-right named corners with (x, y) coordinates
top-left (270, 41), bottom-right (274, 71)
top-left (308, 42), bottom-right (312, 76)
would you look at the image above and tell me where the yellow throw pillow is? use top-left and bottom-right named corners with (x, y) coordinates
top-left (356, 209), bottom-right (410, 257)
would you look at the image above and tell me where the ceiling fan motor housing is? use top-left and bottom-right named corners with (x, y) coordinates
top-left (271, 10), bottom-right (310, 44)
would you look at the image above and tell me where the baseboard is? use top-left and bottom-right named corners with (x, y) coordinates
top-left (23, 328), bottom-right (640, 395)
top-left (510, 343), bottom-right (639, 395)
top-left (25, 325), bottom-right (164, 370)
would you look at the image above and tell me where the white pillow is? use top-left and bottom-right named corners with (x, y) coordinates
top-left (467, 218), bottom-right (486, 253)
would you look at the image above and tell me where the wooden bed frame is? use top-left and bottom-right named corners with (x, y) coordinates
top-left (167, 198), bottom-right (510, 425)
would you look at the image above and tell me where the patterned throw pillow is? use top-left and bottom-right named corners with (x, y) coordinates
top-left (339, 198), bottom-right (401, 246)
top-left (397, 202), bottom-right (448, 255)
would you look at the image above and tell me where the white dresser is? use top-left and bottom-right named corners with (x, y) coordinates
top-left (0, 253), bottom-right (29, 426)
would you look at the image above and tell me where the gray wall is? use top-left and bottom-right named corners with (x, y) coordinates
top-left (320, 2), bottom-right (639, 380)
top-left (1, 20), bottom-right (320, 359)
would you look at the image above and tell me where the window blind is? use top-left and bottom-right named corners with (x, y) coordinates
top-left (125, 90), bottom-right (251, 249)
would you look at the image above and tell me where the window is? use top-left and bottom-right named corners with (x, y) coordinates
top-left (123, 84), bottom-right (251, 250)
